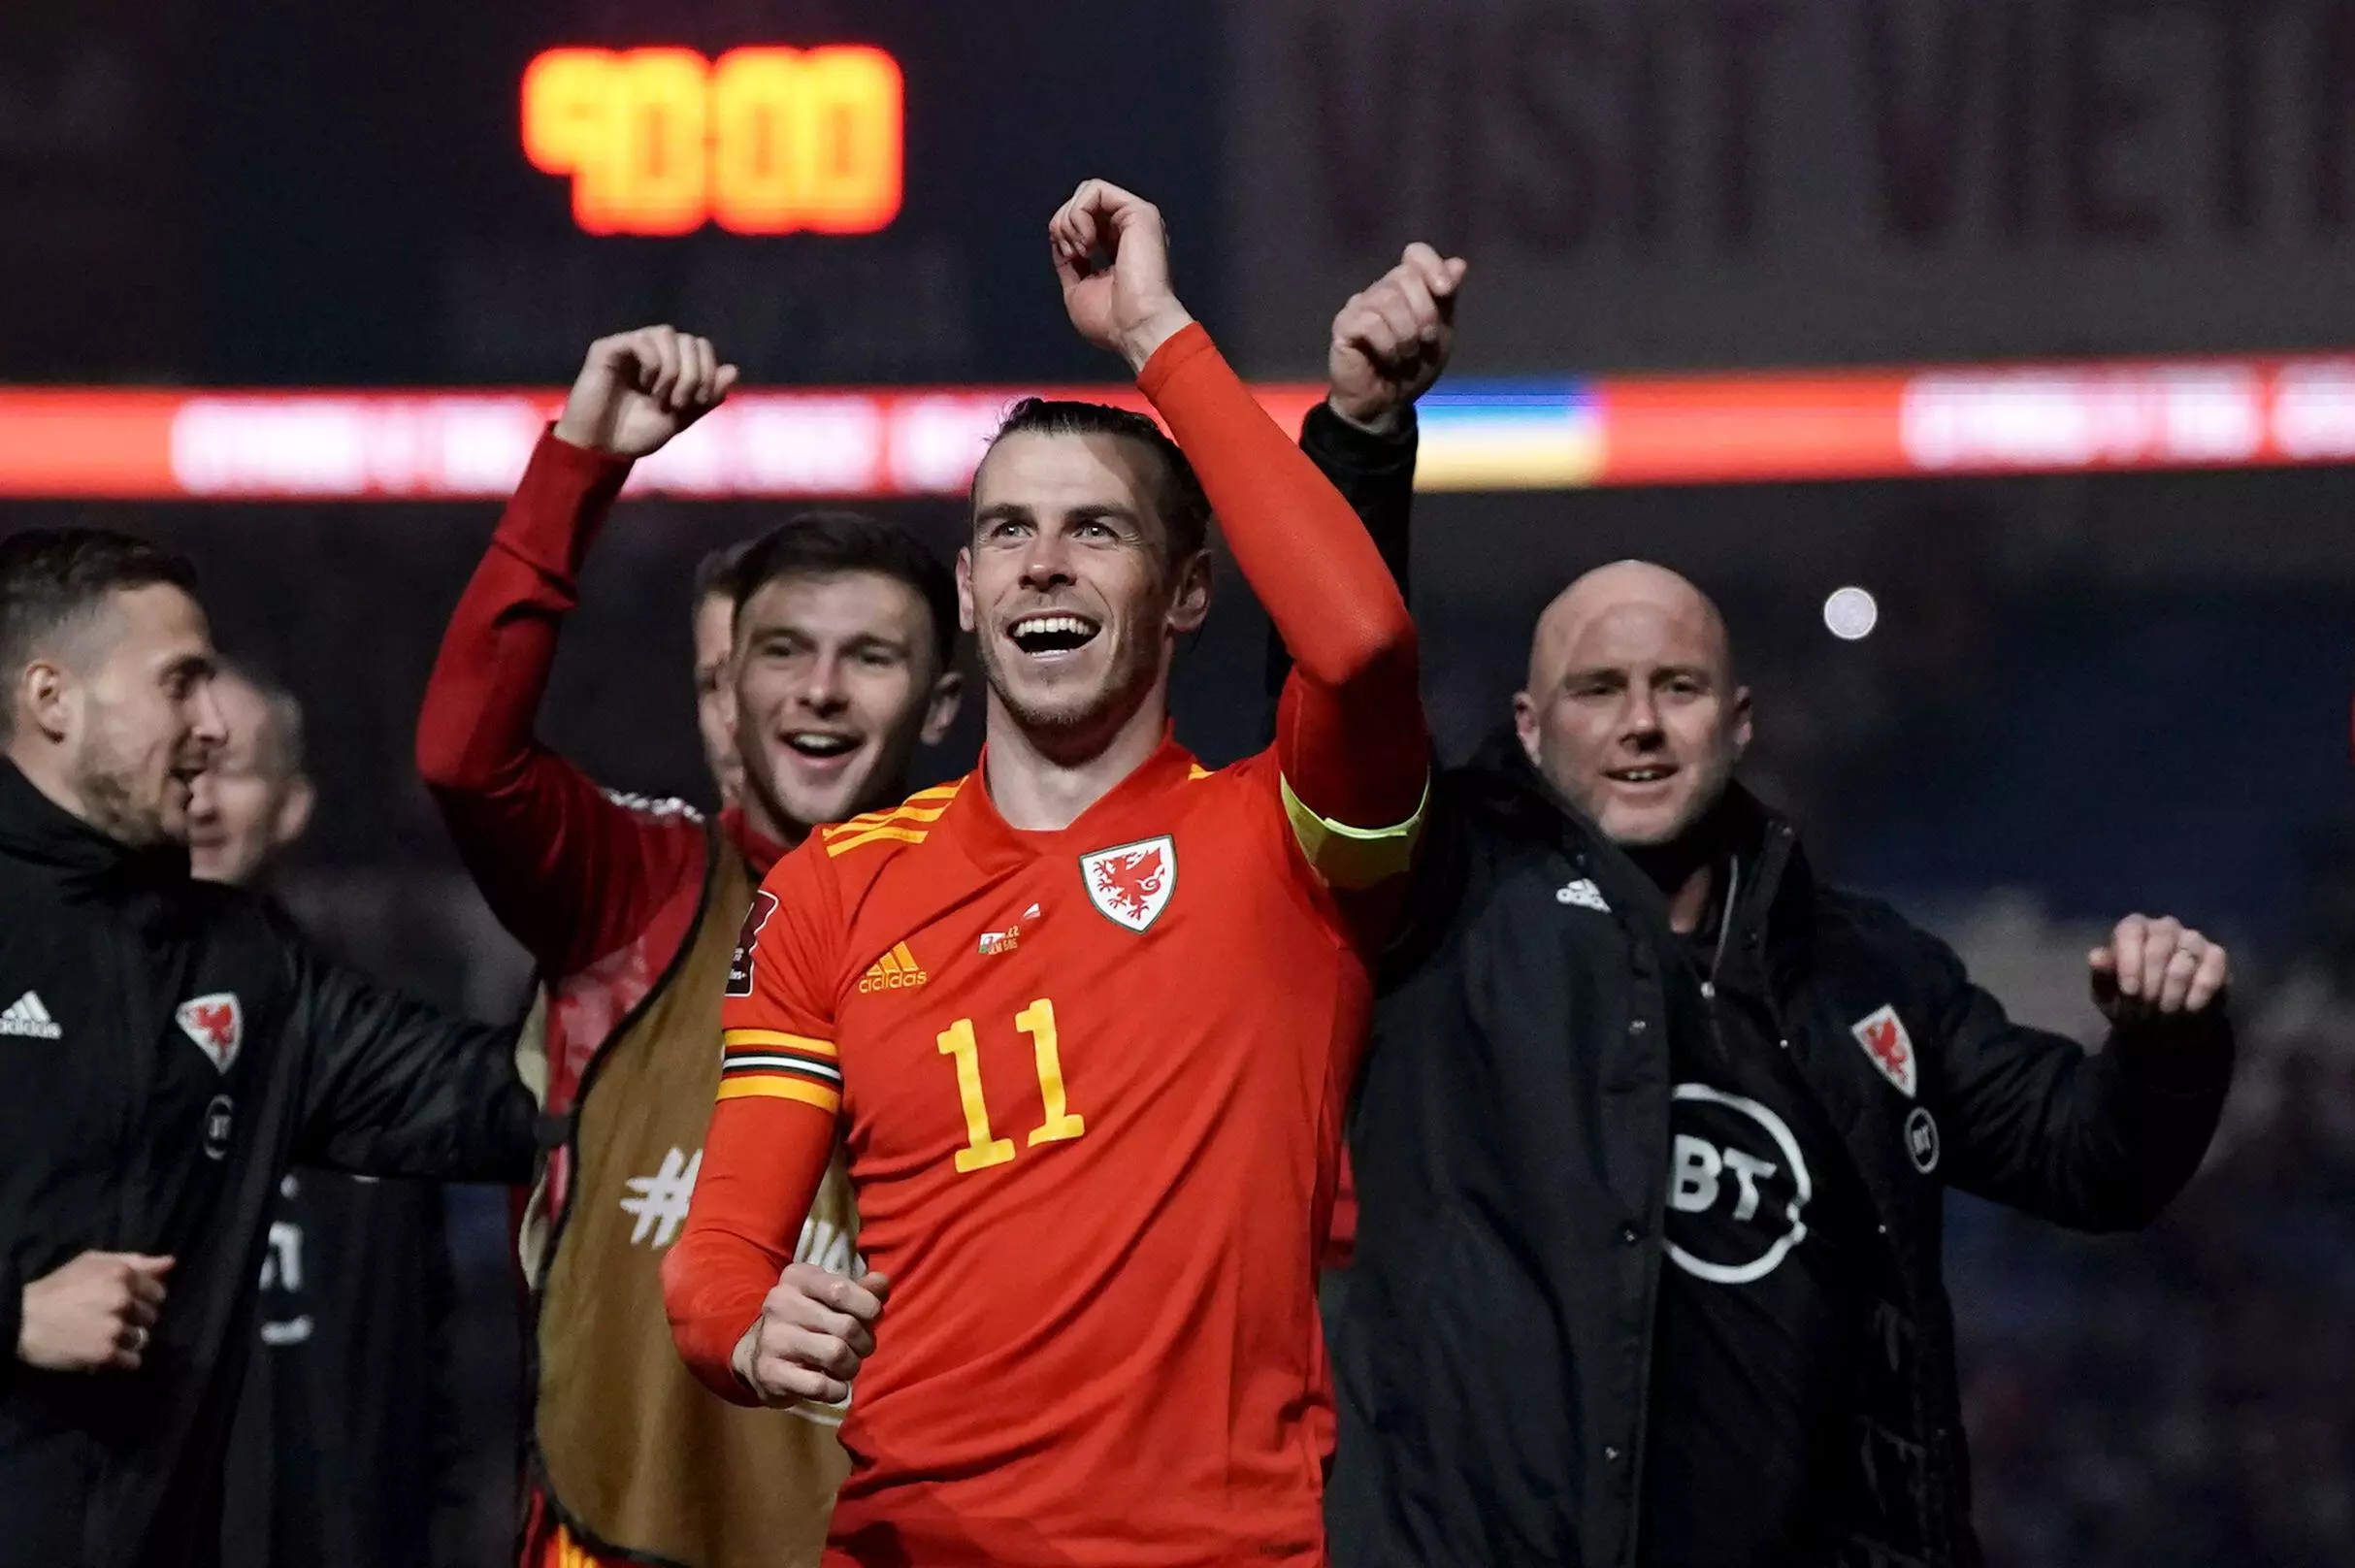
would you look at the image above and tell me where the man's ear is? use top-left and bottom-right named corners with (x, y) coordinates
top-left (920, 670), bottom-right (964, 746)
top-left (1730, 685), bottom-right (1754, 762)
top-left (272, 774), bottom-right (316, 851)
top-left (955, 547), bottom-right (978, 634)
top-left (1165, 549), bottom-right (1213, 637)
top-left (1513, 691), bottom-right (1543, 768)
top-left (19, 661), bottom-right (75, 746)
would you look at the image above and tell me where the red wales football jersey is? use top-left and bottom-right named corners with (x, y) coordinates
top-left (719, 733), bottom-right (1400, 1566)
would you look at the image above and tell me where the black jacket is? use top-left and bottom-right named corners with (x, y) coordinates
top-left (1327, 736), bottom-right (2233, 1568)
top-left (0, 760), bottom-right (536, 1568)
top-left (218, 1170), bottom-right (458, 1568)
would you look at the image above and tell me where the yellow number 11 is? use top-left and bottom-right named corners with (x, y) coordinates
top-left (935, 997), bottom-right (1086, 1174)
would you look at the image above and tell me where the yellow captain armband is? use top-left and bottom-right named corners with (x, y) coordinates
top-left (1279, 771), bottom-right (1429, 891)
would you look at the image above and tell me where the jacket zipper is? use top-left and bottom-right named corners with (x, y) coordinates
top-left (1619, 855), bottom-right (1742, 1568)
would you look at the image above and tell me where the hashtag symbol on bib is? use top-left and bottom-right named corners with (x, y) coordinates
top-left (620, 1146), bottom-right (703, 1247)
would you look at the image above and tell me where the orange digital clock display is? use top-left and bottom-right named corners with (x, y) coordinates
top-left (522, 46), bottom-right (903, 237)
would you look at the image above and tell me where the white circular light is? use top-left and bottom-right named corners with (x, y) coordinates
top-left (1823, 586), bottom-right (1879, 641)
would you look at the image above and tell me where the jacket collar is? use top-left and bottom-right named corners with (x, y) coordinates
top-left (945, 727), bottom-right (1201, 876)
top-left (1457, 724), bottom-right (1812, 946)
top-left (0, 756), bottom-right (191, 894)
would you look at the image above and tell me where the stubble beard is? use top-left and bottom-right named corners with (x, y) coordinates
top-left (736, 710), bottom-right (924, 846)
top-left (981, 624), bottom-right (1162, 766)
top-left (70, 721), bottom-right (174, 848)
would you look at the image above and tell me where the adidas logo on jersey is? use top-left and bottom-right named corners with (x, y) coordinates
top-left (858, 942), bottom-right (929, 993)
top-left (0, 992), bottom-right (62, 1040)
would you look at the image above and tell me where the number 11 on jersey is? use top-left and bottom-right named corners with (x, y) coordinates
top-left (936, 997), bottom-right (1086, 1174)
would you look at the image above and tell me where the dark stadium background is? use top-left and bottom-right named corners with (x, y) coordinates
top-left (7, 0), bottom-right (2355, 1562)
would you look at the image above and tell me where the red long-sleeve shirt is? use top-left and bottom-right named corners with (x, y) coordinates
top-left (664, 325), bottom-right (1425, 1567)
top-left (414, 431), bottom-right (786, 1165)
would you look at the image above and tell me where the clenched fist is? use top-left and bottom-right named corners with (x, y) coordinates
top-left (1049, 180), bottom-right (1195, 373)
top-left (1327, 243), bottom-right (1468, 437)
top-left (731, 1261), bottom-right (890, 1408)
top-left (16, 1252), bottom-right (174, 1373)
top-left (551, 325), bottom-right (739, 459)
top-left (2089, 914), bottom-right (2230, 1021)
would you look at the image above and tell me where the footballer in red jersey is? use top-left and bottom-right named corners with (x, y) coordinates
top-left (664, 180), bottom-right (1434, 1567)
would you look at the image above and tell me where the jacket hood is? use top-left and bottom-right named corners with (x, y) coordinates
top-left (0, 756), bottom-right (191, 894)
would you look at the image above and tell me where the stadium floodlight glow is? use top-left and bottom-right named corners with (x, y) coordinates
top-left (1823, 587), bottom-right (1880, 641)
top-left (522, 46), bottom-right (904, 236)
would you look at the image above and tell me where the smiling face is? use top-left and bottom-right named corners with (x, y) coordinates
top-left (731, 570), bottom-right (954, 837)
top-left (1514, 562), bottom-right (1750, 848)
top-left (41, 584), bottom-right (228, 848)
top-left (959, 430), bottom-right (1209, 761)
top-left (186, 671), bottom-right (312, 887)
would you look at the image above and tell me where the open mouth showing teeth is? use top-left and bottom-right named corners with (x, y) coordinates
top-left (1008, 613), bottom-right (1101, 655)
top-left (1607, 768), bottom-right (1676, 784)
top-left (786, 733), bottom-right (859, 759)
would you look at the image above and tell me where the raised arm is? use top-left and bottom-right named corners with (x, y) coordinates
top-left (1050, 180), bottom-right (1430, 855)
top-left (1919, 910), bottom-right (2234, 1230)
top-left (1266, 245), bottom-right (1465, 731)
top-left (662, 846), bottom-right (884, 1407)
top-left (413, 327), bottom-right (736, 974)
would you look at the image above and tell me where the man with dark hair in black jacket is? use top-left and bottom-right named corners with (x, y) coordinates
top-left (1329, 559), bottom-right (2234, 1568)
top-left (0, 528), bottom-right (537, 1568)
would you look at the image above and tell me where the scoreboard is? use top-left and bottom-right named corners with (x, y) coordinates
top-left (521, 47), bottom-right (904, 237)
top-left (4, 1), bottom-right (1227, 386)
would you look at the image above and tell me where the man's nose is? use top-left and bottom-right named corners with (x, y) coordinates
top-left (189, 679), bottom-right (229, 746)
top-left (795, 653), bottom-right (849, 712)
top-left (1017, 532), bottom-right (1077, 591)
top-left (1620, 688), bottom-right (1665, 740)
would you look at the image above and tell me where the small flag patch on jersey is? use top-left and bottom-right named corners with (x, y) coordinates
top-left (858, 942), bottom-right (928, 992)
top-left (718, 1029), bottom-right (842, 1114)
top-left (177, 993), bottom-right (244, 1073)
top-left (0, 991), bottom-right (61, 1040)
top-left (1850, 1004), bottom-right (1917, 1098)
top-left (1081, 835), bottom-right (1175, 932)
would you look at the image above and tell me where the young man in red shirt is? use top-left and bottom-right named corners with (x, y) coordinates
top-left (666, 180), bottom-right (1435, 1566)
top-left (418, 329), bottom-right (965, 1568)
top-left (423, 232), bottom-right (1458, 1566)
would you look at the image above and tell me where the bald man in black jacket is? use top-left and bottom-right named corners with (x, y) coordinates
top-left (1330, 561), bottom-right (2234, 1568)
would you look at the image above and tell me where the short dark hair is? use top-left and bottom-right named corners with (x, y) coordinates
top-left (975, 399), bottom-right (1212, 566)
top-left (212, 655), bottom-right (307, 782)
top-left (731, 511), bottom-right (958, 673)
top-left (0, 529), bottom-right (200, 737)
top-left (692, 539), bottom-right (753, 607)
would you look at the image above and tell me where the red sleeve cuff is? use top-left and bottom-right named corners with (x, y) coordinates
top-left (1135, 321), bottom-right (1219, 401)
top-left (497, 428), bottom-right (635, 580)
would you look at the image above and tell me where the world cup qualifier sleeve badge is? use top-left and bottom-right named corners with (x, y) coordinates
top-left (727, 890), bottom-right (780, 998)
